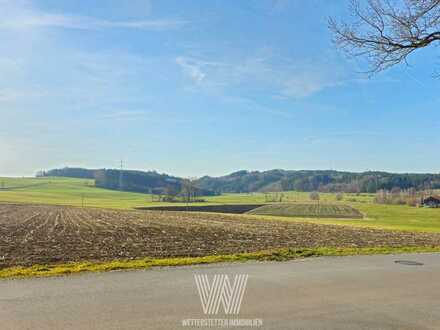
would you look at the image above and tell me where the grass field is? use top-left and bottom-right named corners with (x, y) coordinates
top-left (0, 176), bottom-right (374, 208)
top-left (1, 177), bottom-right (440, 278)
top-left (0, 177), bottom-right (375, 206)
top-left (206, 191), bottom-right (375, 204)
top-left (248, 203), bottom-right (363, 219)
top-left (0, 177), bottom-right (157, 209)
top-left (1, 177), bottom-right (440, 233)
top-left (299, 203), bottom-right (440, 233)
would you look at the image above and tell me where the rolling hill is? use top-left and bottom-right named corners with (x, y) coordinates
top-left (38, 167), bottom-right (440, 195)
top-left (0, 177), bottom-right (153, 209)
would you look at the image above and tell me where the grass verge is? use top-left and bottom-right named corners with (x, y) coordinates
top-left (2, 246), bottom-right (440, 279)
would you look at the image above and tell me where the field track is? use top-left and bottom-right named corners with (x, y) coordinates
top-left (1, 204), bottom-right (440, 268)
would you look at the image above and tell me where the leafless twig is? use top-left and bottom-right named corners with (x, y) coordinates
top-left (329, 0), bottom-right (440, 74)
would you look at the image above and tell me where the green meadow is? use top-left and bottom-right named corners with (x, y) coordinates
top-left (1, 176), bottom-right (440, 233)
top-left (0, 177), bottom-right (153, 209)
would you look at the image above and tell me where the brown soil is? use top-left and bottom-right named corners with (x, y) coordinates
top-left (1, 203), bottom-right (440, 268)
top-left (136, 204), bottom-right (264, 214)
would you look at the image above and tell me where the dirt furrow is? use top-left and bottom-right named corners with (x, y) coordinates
top-left (1, 203), bottom-right (440, 268)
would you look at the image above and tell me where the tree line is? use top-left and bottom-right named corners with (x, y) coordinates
top-left (38, 167), bottom-right (440, 195)
top-left (196, 170), bottom-right (440, 194)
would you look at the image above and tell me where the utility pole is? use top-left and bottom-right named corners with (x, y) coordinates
top-left (119, 159), bottom-right (124, 191)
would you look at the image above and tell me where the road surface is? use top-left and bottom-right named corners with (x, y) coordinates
top-left (1, 253), bottom-right (440, 329)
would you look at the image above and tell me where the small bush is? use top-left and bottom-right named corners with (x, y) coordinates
top-left (309, 191), bottom-right (320, 201)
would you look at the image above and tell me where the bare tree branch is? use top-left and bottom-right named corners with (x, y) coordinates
top-left (329, 0), bottom-right (440, 74)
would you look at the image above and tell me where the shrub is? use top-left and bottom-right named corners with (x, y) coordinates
top-left (309, 191), bottom-right (320, 201)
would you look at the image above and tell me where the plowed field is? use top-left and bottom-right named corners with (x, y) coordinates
top-left (248, 203), bottom-right (363, 218)
top-left (1, 203), bottom-right (440, 268)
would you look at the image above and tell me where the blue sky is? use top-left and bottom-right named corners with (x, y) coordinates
top-left (1, 0), bottom-right (439, 177)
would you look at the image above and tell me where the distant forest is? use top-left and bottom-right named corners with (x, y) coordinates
top-left (38, 167), bottom-right (440, 195)
top-left (38, 168), bottom-right (215, 196)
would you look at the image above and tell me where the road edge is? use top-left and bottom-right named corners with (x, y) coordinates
top-left (2, 246), bottom-right (440, 279)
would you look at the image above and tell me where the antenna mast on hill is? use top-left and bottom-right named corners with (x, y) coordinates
top-left (119, 159), bottom-right (124, 191)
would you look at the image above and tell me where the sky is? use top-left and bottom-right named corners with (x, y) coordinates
top-left (1, 0), bottom-right (439, 177)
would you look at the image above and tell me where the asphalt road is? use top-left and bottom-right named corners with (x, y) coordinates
top-left (1, 253), bottom-right (440, 330)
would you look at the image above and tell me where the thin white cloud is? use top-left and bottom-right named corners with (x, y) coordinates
top-left (175, 54), bottom-right (345, 99)
top-left (0, 88), bottom-right (46, 103)
top-left (304, 131), bottom-right (386, 144)
top-left (0, 0), bottom-right (186, 31)
top-left (176, 57), bottom-right (206, 83)
top-left (100, 110), bottom-right (149, 120)
top-left (0, 6), bottom-right (166, 110)
top-left (280, 75), bottom-right (338, 99)
top-left (0, 88), bottom-right (19, 102)
top-left (0, 57), bottom-right (22, 74)
top-left (0, 13), bottom-right (188, 31)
